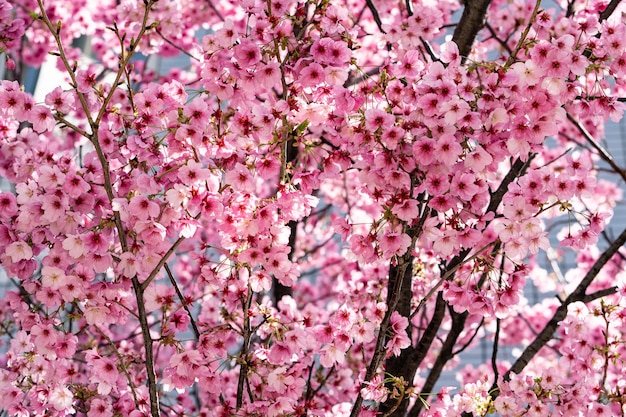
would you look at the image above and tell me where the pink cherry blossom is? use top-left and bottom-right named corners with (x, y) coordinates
top-left (0, 1), bottom-right (625, 417)
top-left (5, 240), bottom-right (32, 262)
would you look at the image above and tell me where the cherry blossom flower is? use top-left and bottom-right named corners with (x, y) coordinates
top-left (298, 63), bottom-right (326, 87)
top-left (88, 398), bottom-right (112, 417)
top-left (380, 232), bottom-right (412, 259)
top-left (361, 374), bottom-right (388, 402)
top-left (129, 195), bottom-right (160, 221)
top-left (0, 2), bottom-right (625, 416)
top-left (41, 265), bottom-right (66, 290)
top-left (434, 134), bottom-right (462, 166)
top-left (5, 241), bottom-right (32, 263)
top-left (233, 40), bottom-right (261, 67)
top-left (364, 108), bottom-right (395, 132)
top-left (75, 67), bottom-right (98, 93)
top-left (48, 385), bottom-right (74, 412)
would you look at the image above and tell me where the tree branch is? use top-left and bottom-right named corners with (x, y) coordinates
top-left (132, 278), bottom-right (161, 417)
top-left (408, 309), bottom-right (469, 417)
top-left (505, 0), bottom-right (542, 67)
top-left (566, 113), bottom-right (626, 183)
top-left (380, 155), bottom-right (532, 416)
top-left (491, 227), bottom-right (626, 398)
top-left (141, 234), bottom-right (189, 291)
top-left (350, 250), bottom-right (414, 417)
top-left (164, 263), bottom-right (200, 339)
top-left (599, 0), bottom-right (623, 21)
top-left (365, 0), bottom-right (385, 33)
top-left (452, 0), bottom-right (493, 63)
top-left (236, 284), bottom-right (254, 409)
top-left (582, 286), bottom-right (618, 303)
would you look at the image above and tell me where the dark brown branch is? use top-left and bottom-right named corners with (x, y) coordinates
top-left (344, 67), bottom-right (381, 88)
top-left (566, 0), bottom-right (576, 17)
top-left (272, 136), bottom-right (299, 303)
top-left (406, 0), bottom-right (414, 16)
top-left (491, 318), bottom-right (501, 385)
top-left (380, 256), bottom-right (419, 416)
top-left (272, 220), bottom-right (296, 302)
top-left (379, 195), bottom-right (437, 417)
top-left (365, 0), bottom-right (385, 33)
top-left (491, 227), bottom-right (626, 398)
top-left (382, 155), bottom-right (532, 416)
top-left (567, 113), bottom-right (626, 184)
top-left (408, 309), bottom-right (469, 417)
top-left (164, 263), bottom-right (200, 339)
top-left (575, 96), bottom-right (626, 102)
top-left (599, 0), bottom-right (623, 21)
top-left (132, 279), bottom-right (161, 417)
top-left (349, 251), bottom-right (416, 417)
top-left (452, 0), bottom-right (493, 63)
top-left (379, 293), bottom-right (447, 417)
top-left (236, 287), bottom-right (254, 409)
top-left (583, 0), bottom-right (624, 58)
top-left (420, 37), bottom-right (439, 62)
top-left (582, 286), bottom-right (618, 303)
top-left (602, 230), bottom-right (626, 262)
top-left (487, 156), bottom-right (534, 214)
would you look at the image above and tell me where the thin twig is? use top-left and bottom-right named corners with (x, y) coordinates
top-left (205, 0), bottom-right (225, 21)
top-left (141, 233), bottom-right (190, 291)
top-left (164, 263), bottom-right (200, 339)
top-left (491, 318), bottom-right (501, 384)
top-left (505, 0), bottom-right (542, 67)
top-left (35, 0), bottom-right (95, 128)
top-left (306, 366), bottom-right (336, 401)
top-left (599, 0), bottom-right (623, 21)
top-left (492, 227), bottom-right (626, 398)
top-left (155, 27), bottom-right (201, 61)
top-left (452, 317), bottom-right (486, 356)
top-left (93, 324), bottom-right (140, 405)
top-left (567, 113), bottom-right (626, 183)
top-left (410, 242), bottom-right (496, 320)
top-left (95, 7), bottom-right (154, 126)
top-left (365, 0), bottom-right (385, 33)
top-left (53, 114), bottom-right (90, 137)
top-left (420, 37), bottom-right (439, 62)
top-left (484, 22), bottom-right (513, 55)
top-left (344, 67), bottom-right (380, 88)
top-left (236, 284), bottom-right (254, 409)
top-left (575, 96), bottom-right (626, 102)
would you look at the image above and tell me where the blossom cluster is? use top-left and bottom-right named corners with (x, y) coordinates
top-left (0, 0), bottom-right (625, 416)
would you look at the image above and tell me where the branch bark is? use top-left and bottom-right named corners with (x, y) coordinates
top-left (349, 250), bottom-right (415, 417)
top-left (599, 0), bottom-right (623, 21)
top-left (236, 285), bottom-right (254, 409)
top-left (408, 309), bottom-right (469, 417)
top-left (452, 0), bottom-right (493, 63)
top-left (272, 135), bottom-right (299, 303)
top-left (490, 227), bottom-right (626, 398)
top-left (376, 155), bottom-right (532, 417)
top-left (567, 113), bottom-right (626, 184)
